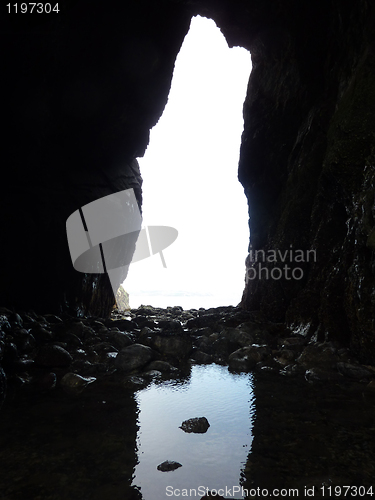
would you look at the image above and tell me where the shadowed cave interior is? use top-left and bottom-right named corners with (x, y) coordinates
top-left (1, 1), bottom-right (375, 498)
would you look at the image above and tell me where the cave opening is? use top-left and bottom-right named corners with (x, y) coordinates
top-left (123, 15), bottom-right (252, 309)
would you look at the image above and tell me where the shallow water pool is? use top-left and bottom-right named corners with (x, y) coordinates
top-left (133, 364), bottom-right (254, 499)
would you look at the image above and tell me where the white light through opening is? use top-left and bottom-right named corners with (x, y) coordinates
top-left (124, 15), bottom-right (252, 310)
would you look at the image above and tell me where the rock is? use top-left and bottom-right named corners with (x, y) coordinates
top-left (106, 330), bottom-right (133, 349)
top-left (133, 316), bottom-right (158, 329)
top-left (43, 314), bottom-right (63, 324)
top-left (143, 369), bottom-right (162, 378)
top-left (9, 312), bottom-right (23, 328)
top-left (148, 334), bottom-right (192, 360)
top-left (105, 318), bottom-right (138, 331)
top-left (190, 350), bottom-right (214, 364)
top-left (38, 372), bottom-right (57, 391)
top-left (146, 360), bottom-right (178, 372)
top-left (274, 349), bottom-right (296, 366)
top-left (30, 325), bottom-right (53, 342)
top-left (218, 327), bottom-right (254, 347)
top-left (0, 315), bottom-right (11, 331)
top-left (228, 345), bottom-right (272, 372)
top-left (157, 460), bottom-right (182, 472)
top-left (305, 368), bottom-right (343, 383)
top-left (180, 416), bottom-right (210, 434)
top-left (114, 343), bottom-right (155, 372)
top-left (296, 343), bottom-right (339, 370)
top-left (186, 313), bottom-right (222, 330)
top-left (114, 284), bottom-right (130, 311)
top-left (337, 362), bottom-right (373, 381)
top-left (0, 366), bottom-right (6, 407)
top-left (279, 364), bottom-right (305, 377)
top-left (157, 319), bottom-right (183, 334)
top-left (34, 345), bottom-right (73, 367)
top-left (60, 372), bottom-right (96, 395)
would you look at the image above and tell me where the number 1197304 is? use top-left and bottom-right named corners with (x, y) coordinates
top-left (6, 3), bottom-right (59, 13)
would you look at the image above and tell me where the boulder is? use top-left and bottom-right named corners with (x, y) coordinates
top-left (228, 345), bottom-right (272, 372)
top-left (149, 334), bottom-right (192, 360)
top-left (115, 343), bottom-right (155, 372)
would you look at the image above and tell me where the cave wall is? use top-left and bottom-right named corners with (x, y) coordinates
top-left (233, 0), bottom-right (375, 363)
top-left (2, 0), bottom-right (375, 360)
top-left (1, 0), bottom-right (191, 316)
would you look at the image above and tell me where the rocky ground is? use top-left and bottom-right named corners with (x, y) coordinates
top-left (1, 304), bottom-right (375, 406)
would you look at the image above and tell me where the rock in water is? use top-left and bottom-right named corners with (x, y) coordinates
top-left (157, 460), bottom-right (182, 472)
top-left (61, 372), bottom-right (96, 395)
top-left (180, 416), bottom-right (210, 434)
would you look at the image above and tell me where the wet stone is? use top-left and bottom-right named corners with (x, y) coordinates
top-left (157, 319), bottom-right (183, 334)
top-left (133, 316), bottom-right (157, 329)
top-left (180, 416), bottom-right (210, 434)
top-left (105, 330), bottom-right (133, 349)
top-left (228, 345), bottom-right (272, 372)
top-left (107, 319), bottom-right (138, 332)
top-left (34, 344), bottom-right (73, 367)
top-left (60, 372), bottom-right (96, 395)
top-left (337, 362), bottom-right (374, 381)
top-left (149, 334), bottom-right (192, 360)
top-left (115, 343), bottom-right (155, 372)
top-left (43, 314), bottom-right (63, 324)
top-left (296, 342), bottom-right (340, 370)
top-left (190, 350), bottom-right (214, 364)
top-left (157, 460), bottom-right (182, 472)
top-left (30, 325), bottom-right (53, 342)
top-left (146, 360), bottom-right (178, 373)
top-left (305, 367), bottom-right (344, 384)
top-left (13, 329), bottom-right (36, 353)
top-left (38, 372), bottom-right (57, 391)
top-left (0, 315), bottom-right (11, 338)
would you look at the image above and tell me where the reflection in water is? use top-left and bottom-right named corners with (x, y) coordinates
top-left (0, 386), bottom-right (142, 500)
top-left (0, 366), bottom-right (374, 499)
top-left (133, 364), bottom-right (254, 500)
top-left (244, 372), bottom-right (375, 497)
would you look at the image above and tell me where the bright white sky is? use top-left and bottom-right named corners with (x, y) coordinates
top-left (123, 15), bottom-right (252, 309)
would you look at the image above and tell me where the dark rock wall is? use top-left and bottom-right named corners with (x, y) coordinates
top-left (1, 0), bottom-right (191, 316)
top-left (2, 0), bottom-right (375, 360)
top-left (235, 0), bottom-right (375, 363)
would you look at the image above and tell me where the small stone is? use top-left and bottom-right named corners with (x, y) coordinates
top-left (180, 416), bottom-right (210, 434)
top-left (157, 460), bottom-right (182, 472)
top-left (34, 345), bottom-right (73, 367)
top-left (61, 372), bottom-right (96, 395)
